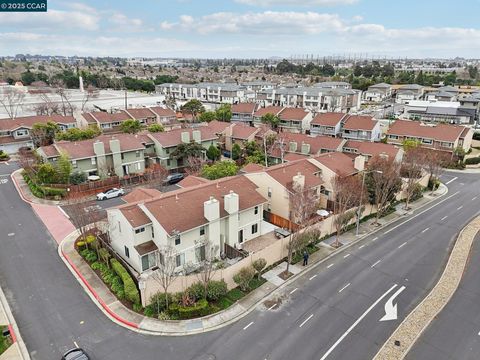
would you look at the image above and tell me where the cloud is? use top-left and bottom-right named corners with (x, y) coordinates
top-left (235, 0), bottom-right (358, 6)
top-left (109, 12), bottom-right (143, 28)
top-left (0, 9), bottom-right (100, 30)
top-left (164, 11), bottom-right (344, 35)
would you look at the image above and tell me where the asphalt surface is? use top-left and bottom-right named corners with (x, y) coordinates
top-left (0, 164), bottom-right (479, 360)
top-left (407, 232), bottom-right (480, 360)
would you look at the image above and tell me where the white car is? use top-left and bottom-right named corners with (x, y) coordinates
top-left (96, 188), bottom-right (125, 200)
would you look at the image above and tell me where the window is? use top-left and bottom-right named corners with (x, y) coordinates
top-left (151, 227), bottom-right (154, 238)
top-left (124, 246), bottom-right (130, 258)
top-left (200, 226), bottom-right (205, 236)
top-left (251, 223), bottom-right (258, 234)
top-left (136, 162), bottom-right (141, 171)
top-left (167, 159), bottom-right (171, 167)
top-left (91, 157), bottom-right (96, 165)
top-left (238, 230), bottom-right (244, 243)
top-left (389, 135), bottom-right (399, 140)
top-left (254, 206), bottom-right (259, 215)
top-left (197, 245), bottom-right (206, 262)
top-left (121, 153), bottom-right (125, 160)
top-left (141, 253), bottom-right (156, 272)
top-left (268, 187), bottom-right (272, 198)
top-left (135, 227), bottom-right (145, 234)
top-left (118, 221), bottom-right (121, 233)
top-left (175, 235), bottom-right (181, 245)
top-left (175, 253), bottom-right (185, 267)
top-left (422, 138), bottom-right (433, 145)
top-left (15, 129), bottom-right (28, 137)
top-left (136, 150), bottom-right (140, 158)
top-left (165, 147), bottom-right (170, 154)
top-left (72, 160), bottom-right (77, 169)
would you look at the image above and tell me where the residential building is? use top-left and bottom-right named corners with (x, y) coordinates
top-left (37, 133), bottom-right (148, 177)
top-left (313, 81), bottom-right (352, 89)
top-left (148, 106), bottom-right (181, 130)
top-left (386, 119), bottom-right (473, 153)
top-left (82, 110), bottom-right (132, 132)
top-left (231, 103), bottom-right (259, 125)
top-left (156, 82), bottom-right (246, 104)
top-left (0, 114), bottom-right (76, 154)
top-left (107, 176), bottom-right (267, 275)
top-left (341, 115), bottom-right (381, 141)
top-left (395, 84), bottom-right (425, 104)
top-left (403, 100), bottom-right (475, 124)
top-left (277, 107), bottom-right (313, 133)
top-left (223, 123), bottom-right (260, 152)
top-left (364, 83), bottom-right (393, 102)
top-left (124, 108), bottom-right (157, 126)
top-left (252, 106), bottom-right (284, 126)
top-left (342, 140), bottom-right (404, 163)
top-left (310, 112), bottom-right (348, 137)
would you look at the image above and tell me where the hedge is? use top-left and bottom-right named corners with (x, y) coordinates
top-left (465, 156), bottom-right (480, 165)
top-left (171, 299), bottom-right (209, 319)
top-left (110, 258), bottom-right (140, 305)
top-left (22, 173), bottom-right (66, 198)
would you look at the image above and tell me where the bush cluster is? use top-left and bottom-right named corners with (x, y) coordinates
top-left (110, 259), bottom-right (140, 306)
top-left (465, 156), bottom-right (480, 165)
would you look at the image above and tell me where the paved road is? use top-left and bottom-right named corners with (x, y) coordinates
top-left (407, 231), bottom-right (480, 360)
top-left (0, 166), bottom-right (479, 360)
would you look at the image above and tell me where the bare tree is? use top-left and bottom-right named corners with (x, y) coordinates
top-left (194, 238), bottom-right (220, 299)
top-left (151, 245), bottom-right (178, 311)
top-left (331, 175), bottom-right (364, 248)
top-left (67, 198), bottom-right (103, 243)
top-left (52, 80), bottom-right (76, 116)
top-left (34, 92), bottom-right (60, 116)
top-left (402, 147), bottom-right (425, 209)
top-left (423, 150), bottom-right (447, 193)
top-left (80, 85), bottom-right (98, 112)
top-left (285, 181), bottom-right (320, 275)
top-left (273, 132), bottom-right (289, 164)
top-left (367, 156), bottom-right (402, 225)
top-left (185, 155), bottom-right (206, 176)
top-left (0, 88), bottom-right (25, 119)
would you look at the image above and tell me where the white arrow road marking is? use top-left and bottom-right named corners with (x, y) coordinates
top-left (320, 284), bottom-right (398, 360)
top-left (445, 177), bottom-right (458, 185)
top-left (379, 286), bottom-right (406, 322)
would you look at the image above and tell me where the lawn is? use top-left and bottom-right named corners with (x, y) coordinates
top-left (0, 326), bottom-right (12, 355)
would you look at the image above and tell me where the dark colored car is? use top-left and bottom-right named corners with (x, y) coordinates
top-left (62, 348), bottom-right (90, 360)
top-left (165, 173), bottom-right (184, 185)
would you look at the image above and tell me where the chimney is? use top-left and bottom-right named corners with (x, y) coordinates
top-left (292, 172), bottom-right (305, 189)
top-left (192, 130), bottom-right (202, 144)
top-left (109, 138), bottom-right (121, 153)
top-left (204, 196), bottom-right (220, 221)
top-left (181, 131), bottom-right (190, 143)
top-left (301, 142), bottom-right (311, 154)
top-left (93, 141), bottom-right (105, 156)
top-left (354, 155), bottom-right (365, 172)
top-left (224, 190), bottom-right (239, 214)
top-left (289, 141), bottom-right (298, 152)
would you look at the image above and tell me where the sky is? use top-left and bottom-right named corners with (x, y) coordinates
top-left (0, 0), bottom-right (479, 58)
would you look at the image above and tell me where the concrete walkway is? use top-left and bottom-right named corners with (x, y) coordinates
top-left (55, 184), bottom-right (448, 336)
top-left (374, 215), bottom-right (480, 360)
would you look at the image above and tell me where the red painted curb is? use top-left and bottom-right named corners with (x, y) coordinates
top-left (7, 324), bottom-right (16, 343)
top-left (61, 249), bottom-right (139, 329)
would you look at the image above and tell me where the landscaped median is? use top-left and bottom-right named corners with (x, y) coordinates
top-left (373, 215), bottom-right (480, 360)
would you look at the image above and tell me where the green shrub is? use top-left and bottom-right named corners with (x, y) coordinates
top-left (133, 303), bottom-right (143, 312)
top-left (149, 292), bottom-right (171, 314)
top-left (206, 280), bottom-right (228, 301)
top-left (91, 261), bottom-right (103, 271)
top-left (249, 277), bottom-right (266, 290)
top-left (76, 241), bottom-right (86, 250)
top-left (177, 299), bottom-right (209, 319)
top-left (144, 305), bottom-right (156, 317)
top-left (186, 282), bottom-right (205, 301)
top-left (252, 258), bottom-right (267, 278)
top-left (226, 288), bottom-right (245, 302)
top-left (80, 249), bottom-right (97, 263)
top-left (110, 258), bottom-right (140, 305)
top-left (102, 269), bottom-right (117, 285)
top-left (70, 171), bottom-right (87, 185)
top-left (158, 311), bottom-right (171, 320)
top-left (233, 266), bottom-right (256, 292)
top-left (216, 296), bottom-right (234, 310)
top-left (98, 248), bottom-right (111, 265)
top-left (110, 276), bottom-right (124, 294)
top-left (0, 150), bottom-right (9, 160)
top-left (465, 156), bottom-right (480, 165)
top-left (168, 302), bottom-right (179, 316)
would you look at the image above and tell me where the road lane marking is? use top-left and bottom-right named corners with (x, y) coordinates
top-left (421, 227), bottom-right (429, 233)
top-left (339, 283), bottom-right (351, 293)
top-left (381, 191), bottom-right (459, 236)
top-left (371, 260), bottom-right (381, 268)
top-left (398, 242), bottom-right (407, 249)
top-left (472, 197), bottom-right (477, 201)
top-left (309, 274), bottom-right (317, 280)
top-left (243, 322), bottom-right (254, 330)
top-left (290, 288), bottom-right (298, 295)
top-left (327, 264), bottom-right (334, 269)
top-left (268, 303), bottom-right (277, 311)
top-left (372, 237), bottom-right (378, 242)
top-left (299, 314), bottom-right (314, 328)
top-left (343, 254), bottom-right (351, 258)
top-left (441, 216), bottom-right (448, 221)
top-left (319, 284), bottom-right (398, 360)
top-left (359, 244), bottom-right (365, 249)
top-left (73, 341), bottom-right (79, 348)
top-left (445, 177), bottom-right (458, 185)
top-left (457, 206), bottom-right (463, 210)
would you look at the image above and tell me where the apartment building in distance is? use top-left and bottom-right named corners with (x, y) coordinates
top-left (364, 83), bottom-right (393, 102)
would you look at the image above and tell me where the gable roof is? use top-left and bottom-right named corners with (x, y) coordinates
top-left (125, 108), bottom-right (156, 119)
top-left (149, 106), bottom-right (176, 118)
top-left (311, 112), bottom-right (346, 127)
top-left (312, 152), bottom-right (358, 177)
top-left (148, 126), bottom-right (218, 147)
top-left (177, 176), bottom-right (210, 188)
top-left (123, 188), bottom-right (162, 203)
top-left (89, 111), bottom-right (131, 124)
top-left (206, 120), bottom-right (231, 134)
top-left (141, 176), bottom-right (266, 233)
top-left (240, 163), bottom-right (265, 173)
top-left (387, 119), bottom-right (467, 143)
top-left (253, 106), bottom-right (284, 118)
top-left (276, 133), bottom-right (344, 155)
top-left (0, 114), bottom-right (76, 131)
top-left (119, 205), bottom-right (152, 228)
top-left (343, 115), bottom-right (378, 131)
top-left (265, 159), bottom-right (323, 189)
top-left (279, 107), bottom-right (309, 122)
top-left (343, 140), bottom-right (402, 160)
top-left (232, 124), bottom-right (259, 140)
top-left (231, 103), bottom-right (258, 114)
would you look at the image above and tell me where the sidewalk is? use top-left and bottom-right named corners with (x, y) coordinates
top-left (0, 285), bottom-right (30, 360)
top-left (57, 184), bottom-right (448, 335)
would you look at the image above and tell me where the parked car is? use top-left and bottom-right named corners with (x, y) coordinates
top-left (96, 188), bottom-right (125, 200)
top-left (164, 173), bottom-right (184, 185)
top-left (62, 348), bottom-right (90, 360)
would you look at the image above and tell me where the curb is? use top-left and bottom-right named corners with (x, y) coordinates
top-left (0, 283), bottom-right (30, 360)
top-left (56, 184), bottom-right (450, 336)
top-left (373, 215), bottom-right (480, 360)
top-left (10, 170), bottom-right (31, 205)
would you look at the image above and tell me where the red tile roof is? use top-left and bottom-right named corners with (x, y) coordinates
top-left (207, 121), bottom-right (231, 134)
top-left (149, 107), bottom-right (176, 118)
top-left (232, 124), bottom-right (259, 140)
top-left (311, 112), bottom-right (346, 126)
top-left (125, 108), bottom-right (156, 119)
top-left (142, 176), bottom-right (266, 233)
top-left (240, 163), bottom-right (265, 173)
top-left (119, 205), bottom-right (152, 228)
top-left (89, 111), bottom-right (131, 124)
top-left (312, 152), bottom-right (358, 177)
top-left (149, 127), bottom-right (218, 147)
top-left (0, 115), bottom-right (76, 131)
top-left (343, 140), bottom-right (402, 160)
top-left (81, 113), bottom-right (97, 124)
top-left (253, 106), bottom-right (284, 118)
top-left (177, 176), bottom-right (210, 188)
top-left (343, 115), bottom-right (378, 131)
top-left (278, 107), bottom-right (309, 122)
top-left (266, 159), bottom-right (323, 189)
top-left (123, 188), bottom-right (162, 203)
top-left (284, 153), bottom-right (309, 161)
top-left (387, 120), bottom-right (467, 142)
top-left (232, 103), bottom-right (258, 114)
top-left (283, 133), bottom-right (344, 154)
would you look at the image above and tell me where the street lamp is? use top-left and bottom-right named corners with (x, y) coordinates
top-left (355, 169), bottom-right (382, 236)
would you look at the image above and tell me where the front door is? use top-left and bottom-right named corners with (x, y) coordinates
top-left (238, 229), bottom-right (243, 244)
